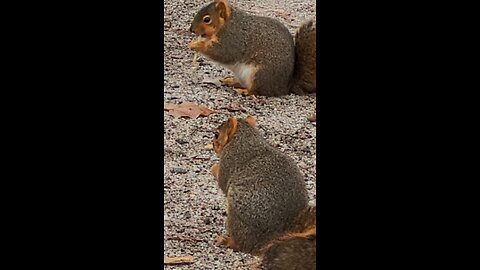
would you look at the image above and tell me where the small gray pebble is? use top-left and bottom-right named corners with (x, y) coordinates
top-left (171, 167), bottom-right (188, 174)
top-left (176, 138), bottom-right (189, 144)
top-left (204, 218), bottom-right (211, 225)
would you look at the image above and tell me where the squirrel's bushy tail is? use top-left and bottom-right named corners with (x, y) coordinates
top-left (289, 204), bottom-right (316, 232)
top-left (253, 226), bottom-right (317, 270)
top-left (252, 205), bottom-right (317, 270)
top-left (291, 19), bottom-right (316, 95)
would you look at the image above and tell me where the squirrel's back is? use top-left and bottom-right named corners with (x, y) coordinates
top-left (218, 8), bottom-right (295, 96)
top-left (222, 9), bottom-right (295, 64)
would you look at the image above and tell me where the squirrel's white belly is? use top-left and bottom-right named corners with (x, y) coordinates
top-left (222, 62), bottom-right (257, 89)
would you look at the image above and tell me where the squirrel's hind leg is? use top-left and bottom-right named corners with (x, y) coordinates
top-left (234, 87), bottom-right (255, 96)
top-left (211, 163), bottom-right (220, 179)
top-left (215, 234), bottom-right (238, 250)
top-left (219, 77), bottom-right (254, 96)
top-left (221, 77), bottom-right (255, 97)
top-left (220, 77), bottom-right (243, 88)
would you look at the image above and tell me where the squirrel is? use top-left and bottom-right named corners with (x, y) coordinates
top-left (253, 225), bottom-right (316, 270)
top-left (189, 0), bottom-right (316, 97)
top-left (210, 115), bottom-right (313, 255)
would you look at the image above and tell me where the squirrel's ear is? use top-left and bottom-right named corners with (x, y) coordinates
top-left (214, 0), bottom-right (231, 19)
top-left (245, 116), bottom-right (256, 128)
top-left (227, 117), bottom-right (238, 138)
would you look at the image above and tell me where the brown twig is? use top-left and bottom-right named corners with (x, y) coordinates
top-left (164, 256), bottom-right (195, 265)
top-left (165, 236), bottom-right (210, 243)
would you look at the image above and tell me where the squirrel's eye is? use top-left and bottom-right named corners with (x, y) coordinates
top-left (203, 15), bottom-right (211, 24)
top-left (214, 131), bottom-right (219, 139)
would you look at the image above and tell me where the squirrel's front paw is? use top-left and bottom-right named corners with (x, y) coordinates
top-left (189, 40), bottom-right (205, 51)
top-left (189, 35), bottom-right (218, 52)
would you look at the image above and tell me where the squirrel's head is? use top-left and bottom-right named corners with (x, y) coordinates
top-left (213, 115), bottom-right (256, 156)
top-left (189, 0), bottom-right (232, 38)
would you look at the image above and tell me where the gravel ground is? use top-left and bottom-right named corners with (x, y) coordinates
top-left (164, 0), bottom-right (316, 269)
